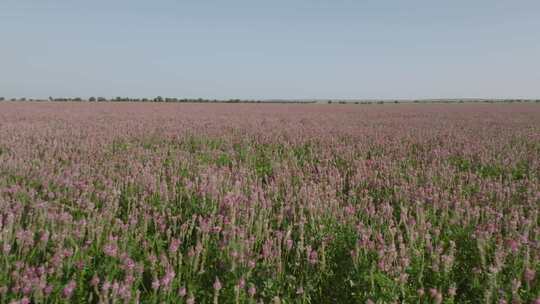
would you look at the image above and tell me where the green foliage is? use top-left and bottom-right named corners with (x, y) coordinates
top-left (511, 160), bottom-right (530, 181)
top-left (110, 138), bottom-right (130, 154)
top-left (216, 153), bottom-right (233, 168)
top-left (317, 224), bottom-right (357, 303)
top-left (449, 155), bottom-right (472, 172)
top-left (253, 147), bottom-right (274, 183)
top-left (477, 163), bottom-right (504, 179)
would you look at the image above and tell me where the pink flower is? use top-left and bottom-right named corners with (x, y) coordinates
top-left (248, 284), bottom-right (256, 297)
top-left (123, 257), bottom-right (136, 271)
top-left (161, 269), bottom-right (175, 288)
top-left (286, 239), bottom-right (293, 250)
top-left (310, 252), bottom-right (319, 265)
top-left (179, 286), bottom-right (187, 297)
top-left (506, 239), bottom-right (519, 253)
top-left (169, 238), bottom-right (181, 254)
top-left (434, 293), bottom-right (443, 304)
top-left (76, 260), bottom-right (85, 270)
top-left (213, 277), bottom-right (222, 291)
top-left (237, 277), bottom-right (246, 289)
top-left (248, 260), bottom-right (256, 268)
top-left (102, 281), bottom-right (111, 293)
top-left (3, 244), bottom-right (11, 254)
top-left (91, 275), bottom-right (100, 287)
top-left (62, 280), bottom-right (76, 298)
top-left (103, 243), bottom-right (118, 258)
top-left (44, 284), bottom-right (53, 295)
top-left (524, 268), bottom-right (536, 283)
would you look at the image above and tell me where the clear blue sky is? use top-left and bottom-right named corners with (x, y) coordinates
top-left (1, 0), bottom-right (539, 100)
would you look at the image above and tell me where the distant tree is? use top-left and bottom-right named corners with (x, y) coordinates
top-left (20, 97), bottom-right (26, 101)
top-left (97, 97), bottom-right (107, 102)
top-left (10, 98), bottom-right (16, 101)
top-left (0, 97), bottom-right (4, 101)
top-left (154, 96), bottom-right (163, 102)
top-left (89, 97), bottom-right (96, 102)
top-left (73, 97), bottom-right (82, 102)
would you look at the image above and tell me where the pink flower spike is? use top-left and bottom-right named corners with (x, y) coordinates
top-left (213, 277), bottom-right (222, 291)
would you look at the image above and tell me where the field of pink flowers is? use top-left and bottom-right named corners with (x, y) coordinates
top-left (0, 102), bottom-right (539, 303)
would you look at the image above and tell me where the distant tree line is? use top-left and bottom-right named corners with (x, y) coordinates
top-left (49, 96), bottom-right (267, 103)
top-left (0, 96), bottom-right (264, 103)
top-left (1, 96), bottom-right (539, 104)
top-left (0, 96), bottom-right (315, 104)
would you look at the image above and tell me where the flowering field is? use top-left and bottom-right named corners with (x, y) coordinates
top-left (0, 103), bottom-right (539, 304)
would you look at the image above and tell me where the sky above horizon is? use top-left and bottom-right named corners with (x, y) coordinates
top-left (1, 0), bottom-right (540, 100)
